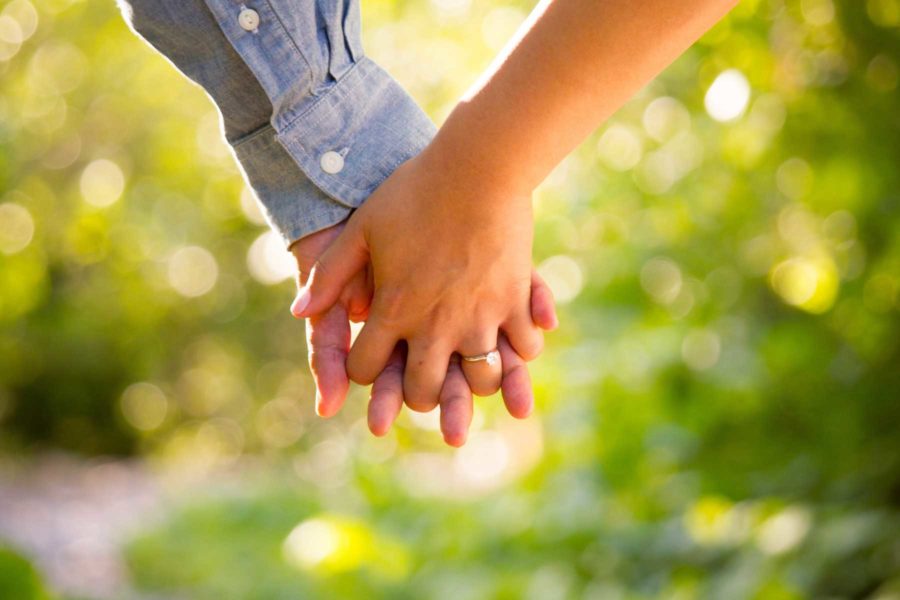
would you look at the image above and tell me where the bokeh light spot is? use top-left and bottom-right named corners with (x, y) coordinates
top-left (867, 0), bottom-right (900, 27)
top-left (681, 329), bottom-right (721, 371)
top-left (822, 210), bottom-right (857, 243)
top-left (429, 0), bottom-right (471, 20)
top-left (283, 515), bottom-right (410, 578)
top-left (685, 497), bottom-right (745, 545)
top-left (536, 255), bottom-right (583, 304)
top-left (596, 124), bottom-right (643, 172)
top-left (29, 40), bottom-right (87, 93)
top-left (705, 69), bottom-right (751, 122)
top-left (0, 15), bottom-right (23, 61)
top-left (2, 0), bottom-right (38, 40)
top-left (640, 257), bottom-right (682, 305)
top-left (642, 96), bottom-right (691, 143)
top-left (247, 231), bottom-right (295, 285)
top-left (801, 0), bottom-right (835, 25)
top-left (634, 150), bottom-right (678, 195)
top-left (776, 158), bottom-right (813, 200)
top-left (455, 431), bottom-right (510, 485)
top-left (866, 54), bottom-right (899, 92)
top-left (0, 202), bottom-right (35, 255)
top-left (256, 397), bottom-right (305, 448)
top-left (770, 256), bottom-right (838, 313)
top-left (284, 518), bottom-right (340, 569)
top-left (757, 507), bottom-right (812, 555)
top-left (168, 245), bottom-right (218, 297)
top-left (120, 382), bottom-right (168, 432)
top-left (80, 159), bottom-right (125, 208)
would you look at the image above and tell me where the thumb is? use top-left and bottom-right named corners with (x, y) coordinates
top-left (291, 218), bottom-right (369, 318)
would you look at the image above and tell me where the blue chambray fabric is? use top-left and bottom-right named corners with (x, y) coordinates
top-left (119, 0), bottom-right (436, 247)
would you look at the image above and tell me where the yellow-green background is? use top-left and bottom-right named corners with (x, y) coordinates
top-left (1, 0), bottom-right (899, 598)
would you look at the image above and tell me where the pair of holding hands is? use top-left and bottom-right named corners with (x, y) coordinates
top-left (288, 145), bottom-right (554, 447)
top-left (281, 0), bottom-right (739, 446)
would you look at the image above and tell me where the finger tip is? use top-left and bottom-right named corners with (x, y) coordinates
top-left (315, 399), bottom-right (338, 418)
top-left (443, 431), bottom-right (467, 447)
top-left (368, 420), bottom-right (391, 437)
top-left (549, 313), bottom-right (560, 330)
top-left (503, 392), bottom-right (534, 419)
top-left (543, 313), bottom-right (559, 331)
top-left (513, 405), bottom-right (534, 419)
top-left (469, 383), bottom-right (501, 398)
top-left (290, 288), bottom-right (311, 318)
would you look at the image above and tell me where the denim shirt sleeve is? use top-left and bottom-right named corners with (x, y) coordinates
top-left (119, 0), bottom-right (436, 247)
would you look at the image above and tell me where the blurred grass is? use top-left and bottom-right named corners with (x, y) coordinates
top-left (1, 0), bottom-right (899, 598)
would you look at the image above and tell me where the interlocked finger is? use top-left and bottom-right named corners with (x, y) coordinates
top-left (439, 357), bottom-right (473, 447)
top-left (404, 338), bottom-right (452, 412)
top-left (459, 330), bottom-right (502, 397)
top-left (497, 333), bottom-right (534, 419)
top-left (367, 344), bottom-right (406, 436)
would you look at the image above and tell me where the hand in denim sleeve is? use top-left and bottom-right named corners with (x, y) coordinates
top-left (119, 0), bottom-right (435, 247)
top-left (117, 0), bottom-right (559, 444)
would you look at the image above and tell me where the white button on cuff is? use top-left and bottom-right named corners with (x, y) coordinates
top-left (238, 8), bottom-right (260, 31)
top-left (320, 151), bottom-right (345, 174)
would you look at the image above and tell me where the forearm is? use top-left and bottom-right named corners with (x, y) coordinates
top-left (426, 0), bottom-right (738, 197)
top-left (121, 0), bottom-right (436, 247)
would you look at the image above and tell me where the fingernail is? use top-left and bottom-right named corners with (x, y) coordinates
top-left (290, 287), bottom-right (311, 317)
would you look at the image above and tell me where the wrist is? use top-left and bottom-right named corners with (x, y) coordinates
top-left (419, 104), bottom-right (535, 202)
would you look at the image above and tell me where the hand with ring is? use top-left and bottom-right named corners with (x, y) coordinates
top-left (291, 216), bottom-right (557, 446)
top-left (292, 132), bottom-right (545, 423)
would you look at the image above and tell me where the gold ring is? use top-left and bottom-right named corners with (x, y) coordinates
top-left (461, 349), bottom-right (500, 366)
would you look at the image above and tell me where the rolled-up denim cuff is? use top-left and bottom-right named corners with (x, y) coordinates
top-left (273, 56), bottom-right (437, 209)
top-left (232, 124), bottom-right (351, 247)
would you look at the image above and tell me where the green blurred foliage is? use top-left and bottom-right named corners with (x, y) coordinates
top-left (1, 0), bottom-right (899, 598)
top-left (0, 547), bottom-right (50, 600)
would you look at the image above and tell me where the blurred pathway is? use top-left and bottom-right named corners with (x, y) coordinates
top-left (0, 453), bottom-right (163, 599)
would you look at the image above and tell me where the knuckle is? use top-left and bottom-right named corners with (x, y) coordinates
top-left (308, 346), bottom-right (345, 367)
top-left (374, 286), bottom-right (408, 329)
top-left (405, 391), bottom-right (437, 412)
top-left (381, 360), bottom-right (405, 378)
top-left (440, 393), bottom-right (469, 406)
top-left (307, 258), bottom-right (338, 292)
top-left (504, 361), bottom-right (528, 383)
top-left (515, 332), bottom-right (544, 361)
top-left (308, 327), bottom-right (347, 351)
top-left (525, 338), bottom-right (544, 360)
top-left (346, 360), bottom-right (375, 385)
top-left (291, 250), bottom-right (317, 277)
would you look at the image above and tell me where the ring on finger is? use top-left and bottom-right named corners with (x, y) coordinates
top-left (461, 349), bottom-right (500, 366)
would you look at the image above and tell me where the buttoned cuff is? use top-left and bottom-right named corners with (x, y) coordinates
top-left (232, 124), bottom-right (352, 247)
top-left (273, 56), bottom-right (437, 211)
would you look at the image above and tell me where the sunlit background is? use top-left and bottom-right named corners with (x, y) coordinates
top-left (1, 0), bottom-right (899, 598)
